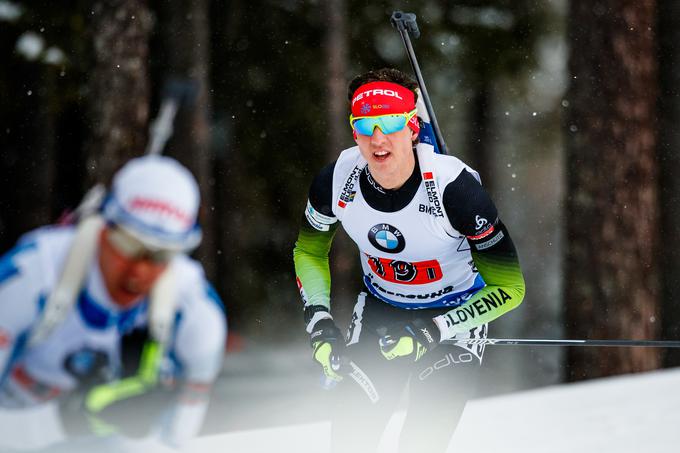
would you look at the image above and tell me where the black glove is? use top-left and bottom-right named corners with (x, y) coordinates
top-left (63, 348), bottom-right (111, 391)
top-left (379, 317), bottom-right (440, 362)
top-left (310, 318), bottom-right (345, 382)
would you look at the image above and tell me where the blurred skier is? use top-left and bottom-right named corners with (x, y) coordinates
top-left (0, 155), bottom-right (226, 451)
top-left (293, 68), bottom-right (526, 452)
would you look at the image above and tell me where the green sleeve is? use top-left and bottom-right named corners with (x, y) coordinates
top-left (434, 223), bottom-right (526, 339)
top-left (293, 222), bottom-right (338, 312)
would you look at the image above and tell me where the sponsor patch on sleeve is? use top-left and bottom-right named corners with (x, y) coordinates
top-left (467, 224), bottom-right (494, 241)
top-left (471, 229), bottom-right (505, 251)
top-left (305, 200), bottom-right (338, 232)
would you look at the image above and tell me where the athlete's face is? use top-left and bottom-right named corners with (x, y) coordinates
top-left (355, 124), bottom-right (418, 189)
top-left (98, 228), bottom-right (168, 308)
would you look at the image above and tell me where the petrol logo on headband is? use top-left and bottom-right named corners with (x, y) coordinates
top-left (352, 88), bottom-right (404, 106)
top-left (368, 223), bottom-right (405, 253)
top-left (351, 82), bottom-right (415, 116)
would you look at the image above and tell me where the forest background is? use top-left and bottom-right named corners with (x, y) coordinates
top-left (1, 0), bottom-right (678, 395)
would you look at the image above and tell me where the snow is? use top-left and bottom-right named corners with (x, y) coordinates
top-left (0, 403), bottom-right (65, 450)
top-left (44, 47), bottom-right (66, 65)
top-left (2, 367), bottom-right (677, 452)
top-left (16, 32), bottom-right (45, 61)
top-left (14, 31), bottom-right (66, 65)
top-left (189, 367), bottom-right (680, 452)
top-left (453, 368), bottom-right (680, 452)
top-left (0, 1), bottom-right (21, 21)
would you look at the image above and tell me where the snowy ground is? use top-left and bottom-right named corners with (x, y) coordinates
top-left (190, 367), bottom-right (680, 453)
top-left (451, 367), bottom-right (680, 453)
top-left (2, 346), bottom-right (678, 452)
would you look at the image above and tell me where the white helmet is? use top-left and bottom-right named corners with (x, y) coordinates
top-left (102, 155), bottom-right (202, 252)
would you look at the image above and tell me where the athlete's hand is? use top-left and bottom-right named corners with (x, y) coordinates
top-left (64, 348), bottom-right (111, 390)
top-left (379, 318), bottom-right (440, 362)
top-left (84, 340), bottom-right (162, 416)
top-left (59, 340), bottom-right (166, 438)
top-left (310, 318), bottom-right (345, 383)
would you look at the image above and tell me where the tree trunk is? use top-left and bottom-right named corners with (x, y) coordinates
top-left (0, 66), bottom-right (56, 243)
top-left (466, 81), bottom-right (493, 191)
top-left (324, 0), bottom-right (357, 324)
top-left (325, 0), bottom-right (347, 157)
top-left (157, 0), bottom-right (216, 279)
top-left (87, 0), bottom-right (153, 186)
top-left (657, 0), bottom-right (680, 367)
top-left (564, 0), bottom-right (660, 380)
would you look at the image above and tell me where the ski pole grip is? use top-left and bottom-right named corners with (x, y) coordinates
top-left (162, 77), bottom-right (200, 109)
top-left (390, 11), bottom-right (420, 39)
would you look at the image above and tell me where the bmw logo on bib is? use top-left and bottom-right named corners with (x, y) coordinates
top-left (368, 223), bottom-right (405, 253)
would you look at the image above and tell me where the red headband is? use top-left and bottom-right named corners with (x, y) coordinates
top-left (351, 81), bottom-right (419, 134)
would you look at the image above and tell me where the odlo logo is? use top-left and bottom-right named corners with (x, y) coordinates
top-left (418, 352), bottom-right (474, 381)
top-left (368, 223), bottom-right (405, 254)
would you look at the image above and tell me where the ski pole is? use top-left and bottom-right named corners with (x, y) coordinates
top-left (346, 360), bottom-right (380, 403)
top-left (391, 10), bottom-right (448, 155)
top-left (322, 357), bottom-right (381, 404)
top-left (452, 338), bottom-right (680, 348)
top-left (146, 77), bottom-right (199, 155)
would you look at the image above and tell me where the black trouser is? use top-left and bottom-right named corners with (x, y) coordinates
top-left (331, 293), bottom-right (484, 453)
